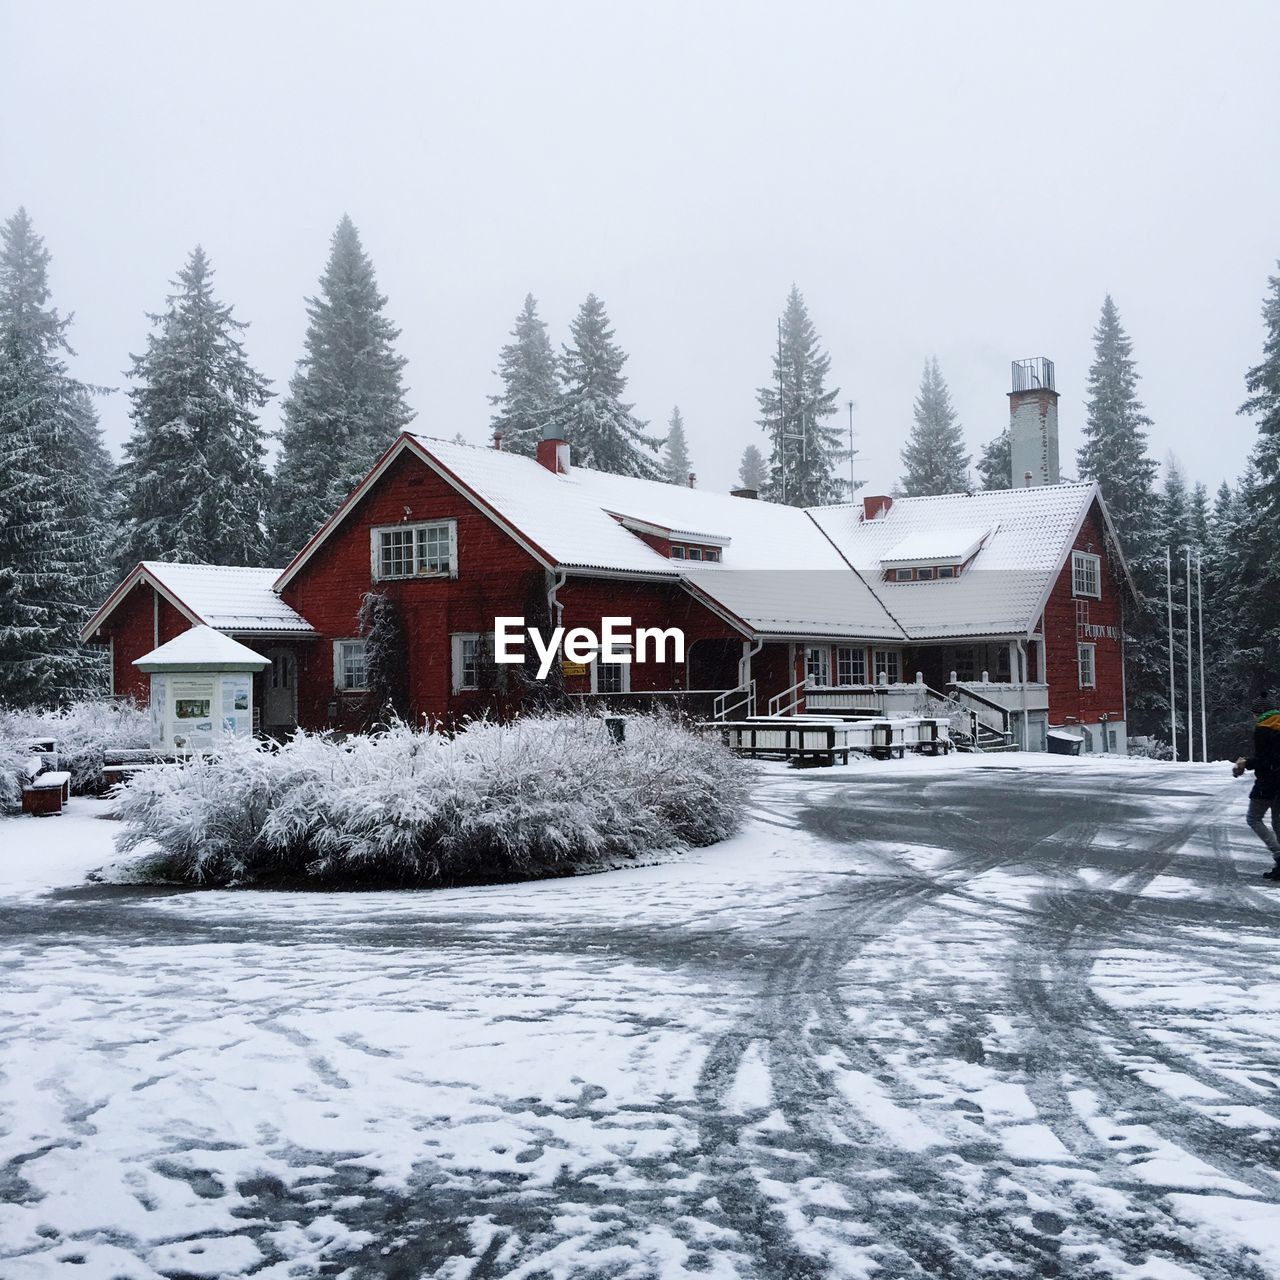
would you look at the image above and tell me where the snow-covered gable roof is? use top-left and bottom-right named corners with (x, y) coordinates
top-left (809, 483), bottom-right (1107, 639)
top-left (134, 625), bottom-right (271, 671)
top-left (81, 561), bottom-right (315, 642)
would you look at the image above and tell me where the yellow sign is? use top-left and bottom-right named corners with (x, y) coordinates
top-left (561, 661), bottom-right (588, 677)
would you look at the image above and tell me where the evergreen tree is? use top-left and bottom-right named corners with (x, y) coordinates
top-left (1201, 480), bottom-right (1252, 757)
top-left (117, 247), bottom-right (272, 568)
top-left (1076, 295), bottom-right (1158, 553)
top-left (1235, 264), bottom-right (1280, 698)
top-left (756, 286), bottom-right (843, 506)
top-left (553, 294), bottom-right (663, 478)
top-left (0, 209), bottom-right (114, 705)
top-left (899, 356), bottom-right (969, 496)
top-left (737, 443), bottom-right (766, 492)
top-left (488, 293), bottom-right (558, 459)
top-left (975, 429), bottom-right (1011, 490)
top-left (271, 217), bottom-right (412, 561)
top-left (357, 590), bottom-right (410, 726)
top-left (662, 405), bottom-right (692, 485)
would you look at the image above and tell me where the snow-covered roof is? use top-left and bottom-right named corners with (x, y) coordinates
top-left (809, 484), bottom-right (1105, 639)
top-left (82, 561), bottom-right (315, 642)
top-left (134, 626), bottom-right (271, 670)
top-left (880, 527), bottom-right (990, 568)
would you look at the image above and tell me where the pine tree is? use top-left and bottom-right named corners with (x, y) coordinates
top-left (1201, 480), bottom-right (1252, 757)
top-left (117, 247), bottom-right (272, 568)
top-left (553, 294), bottom-right (663, 478)
top-left (756, 286), bottom-right (843, 506)
top-left (488, 293), bottom-right (558, 458)
top-left (899, 357), bottom-right (969, 496)
top-left (975, 429), bottom-right (1011, 490)
top-left (271, 217), bottom-right (412, 561)
top-left (662, 405), bottom-right (692, 485)
top-left (738, 444), bottom-right (766, 492)
top-left (1235, 264), bottom-right (1280, 699)
top-left (1077, 295), bottom-right (1158, 555)
top-left (0, 209), bottom-right (114, 705)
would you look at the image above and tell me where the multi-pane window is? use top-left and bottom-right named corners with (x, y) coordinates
top-left (1072, 551), bottom-right (1101, 599)
top-left (704, 548), bottom-right (721, 563)
top-left (805, 646), bottom-right (831, 686)
top-left (1078, 642), bottom-right (1096, 689)
top-left (375, 521), bottom-right (456, 580)
top-left (938, 566), bottom-right (956, 579)
top-left (335, 639), bottom-right (368, 691)
top-left (686, 547), bottom-right (703, 561)
top-left (873, 649), bottom-right (901, 684)
top-left (593, 662), bottom-right (629, 694)
top-left (952, 646), bottom-right (977, 682)
top-left (835, 646), bottom-right (866, 686)
top-left (894, 568), bottom-right (913, 582)
top-left (452, 634), bottom-right (481, 692)
top-left (916, 566), bottom-right (936, 580)
top-left (671, 546), bottom-right (686, 559)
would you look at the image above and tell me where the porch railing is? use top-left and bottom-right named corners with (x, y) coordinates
top-left (767, 678), bottom-right (807, 718)
top-left (713, 681), bottom-right (756, 721)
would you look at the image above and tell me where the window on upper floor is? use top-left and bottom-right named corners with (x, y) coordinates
top-left (373, 520), bottom-right (457, 581)
top-left (686, 547), bottom-right (703, 561)
top-left (670, 546), bottom-right (686, 559)
top-left (1078, 642), bottom-right (1096, 689)
top-left (1072, 551), bottom-right (1101, 599)
top-left (703, 548), bottom-right (721, 563)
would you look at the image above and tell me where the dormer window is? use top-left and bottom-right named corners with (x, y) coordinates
top-left (888, 564), bottom-right (959, 582)
top-left (687, 547), bottom-right (703, 561)
top-left (670, 543), bottom-right (721, 562)
top-left (671, 546), bottom-right (686, 560)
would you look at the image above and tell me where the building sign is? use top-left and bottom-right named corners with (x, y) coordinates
top-left (561, 661), bottom-right (588, 677)
top-left (1081, 623), bottom-right (1121, 641)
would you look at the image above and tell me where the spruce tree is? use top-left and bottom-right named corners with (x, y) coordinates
top-left (975, 429), bottom-right (1011, 490)
top-left (488, 293), bottom-right (558, 458)
top-left (1235, 265), bottom-right (1280, 698)
top-left (0, 209), bottom-right (114, 705)
top-left (554, 294), bottom-right (663, 478)
top-left (117, 247), bottom-right (272, 568)
top-left (756, 286), bottom-right (843, 506)
top-left (272, 217), bottom-right (412, 561)
top-left (1076, 295), bottom-right (1158, 554)
top-left (899, 356), bottom-right (969, 496)
top-left (738, 444), bottom-right (766, 492)
top-left (662, 405), bottom-right (692, 485)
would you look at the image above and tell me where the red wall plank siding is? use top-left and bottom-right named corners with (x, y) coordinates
top-left (1039, 500), bottom-right (1126, 725)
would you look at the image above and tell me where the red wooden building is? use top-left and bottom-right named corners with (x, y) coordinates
top-left (83, 360), bottom-right (1136, 753)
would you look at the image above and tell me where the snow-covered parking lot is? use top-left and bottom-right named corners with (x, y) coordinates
top-left (2, 755), bottom-right (1280, 1279)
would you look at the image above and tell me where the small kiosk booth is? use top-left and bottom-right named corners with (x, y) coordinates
top-left (133, 626), bottom-right (271, 751)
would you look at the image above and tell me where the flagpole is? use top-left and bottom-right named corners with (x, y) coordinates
top-left (1197, 552), bottom-right (1207, 762)
top-left (1185, 545), bottom-right (1194, 764)
top-left (1166, 547), bottom-right (1177, 759)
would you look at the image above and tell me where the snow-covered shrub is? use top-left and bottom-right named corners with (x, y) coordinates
top-left (0, 700), bottom-right (150, 794)
top-left (0, 736), bottom-right (32, 815)
top-left (114, 713), bottom-right (751, 887)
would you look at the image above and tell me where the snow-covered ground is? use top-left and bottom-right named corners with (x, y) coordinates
top-left (2, 755), bottom-right (1279, 1278)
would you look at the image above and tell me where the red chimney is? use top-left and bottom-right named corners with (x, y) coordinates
top-left (862, 494), bottom-right (893, 521)
top-left (536, 435), bottom-right (570, 475)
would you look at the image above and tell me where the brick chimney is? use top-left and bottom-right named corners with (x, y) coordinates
top-left (536, 425), bottom-right (570, 475)
top-left (862, 494), bottom-right (893, 521)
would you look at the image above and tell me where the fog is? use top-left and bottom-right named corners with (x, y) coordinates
top-left (3, 0), bottom-right (1277, 495)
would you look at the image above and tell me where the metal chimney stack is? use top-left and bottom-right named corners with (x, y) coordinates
top-left (1008, 357), bottom-right (1060, 487)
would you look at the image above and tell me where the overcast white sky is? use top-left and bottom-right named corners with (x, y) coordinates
top-left (3, 1), bottom-right (1278, 498)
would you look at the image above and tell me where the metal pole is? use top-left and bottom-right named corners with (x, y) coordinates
top-left (1197, 552), bottom-right (1207, 762)
top-left (1185, 545), bottom-right (1194, 764)
top-left (847, 399), bottom-right (855, 499)
top-left (777, 319), bottom-right (786, 505)
top-left (1166, 547), bottom-right (1177, 759)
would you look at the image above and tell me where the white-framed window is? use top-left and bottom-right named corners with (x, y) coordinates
top-left (938, 566), bottom-right (957, 579)
top-left (372, 520), bottom-right (457, 581)
top-left (671, 546), bottom-right (686, 559)
top-left (893, 568), bottom-right (913, 582)
top-left (687, 547), bottom-right (703, 561)
top-left (805, 646), bottom-right (831, 687)
top-left (704, 548), bottom-right (721, 563)
top-left (1072, 551), bottom-right (1101, 599)
top-left (591, 659), bottom-right (630, 694)
top-left (1078, 642), bottom-right (1096, 689)
top-left (873, 649), bottom-right (901, 684)
top-left (835, 646), bottom-right (866, 686)
top-left (952, 646), bottom-right (977, 682)
top-left (334, 639), bottom-right (369, 692)
top-left (451, 633), bottom-right (482, 693)
top-left (916, 566), bottom-right (936, 580)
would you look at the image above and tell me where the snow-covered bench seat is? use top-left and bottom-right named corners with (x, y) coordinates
top-left (22, 770), bottom-right (71, 817)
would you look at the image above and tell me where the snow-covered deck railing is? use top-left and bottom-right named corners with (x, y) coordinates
top-left (713, 682), bottom-right (756, 720)
top-left (704, 716), bottom-right (950, 764)
top-left (950, 680), bottom-right (1049, 714)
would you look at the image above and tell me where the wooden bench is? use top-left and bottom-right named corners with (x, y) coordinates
top-left (22, 770), bottom-right (72, 817)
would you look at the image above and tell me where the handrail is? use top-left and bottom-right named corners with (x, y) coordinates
top-left (767, 678), bottom-right (807, 718)
top-left (713, 681), bottom-right (756, 721)
top-left (946, 681), bottom-right (1012, 733)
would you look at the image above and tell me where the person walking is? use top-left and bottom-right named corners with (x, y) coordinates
top-left (1234, 700), bottom-right (1280, 880)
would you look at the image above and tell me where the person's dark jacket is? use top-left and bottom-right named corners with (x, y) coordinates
top-left (1245, 712), bottom-right (1280, 800)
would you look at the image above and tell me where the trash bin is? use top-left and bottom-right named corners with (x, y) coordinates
top-left (1047, 728), bottom-right (1083, 756)
top-left (603, 715), bottom-right (626, 745)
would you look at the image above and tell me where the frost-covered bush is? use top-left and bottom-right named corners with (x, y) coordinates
top-left (0, 700), bottom-right (150, 795)
top-left (0, 736), bottom-right (33, 815)
top-left (114, 713), bottom-right (751, 887)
